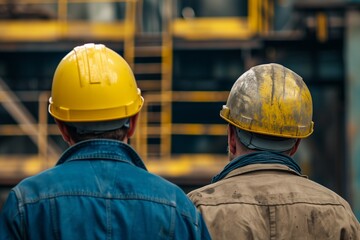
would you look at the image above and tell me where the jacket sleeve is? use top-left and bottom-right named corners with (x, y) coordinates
top-left (346, 209), bottom-right (360, 239)
top-left (198, 212), bottom-right (212, 240)
top-left (0, 190), bottom-right (23, 240)
top-left (172, 204), bottom-right (211, 240)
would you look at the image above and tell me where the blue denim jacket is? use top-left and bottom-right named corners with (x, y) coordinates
top-left (0, 139), bottom-right (211, 240)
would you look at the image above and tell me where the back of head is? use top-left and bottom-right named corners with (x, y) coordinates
top-left (220, 63), bottom-right (314, 152)
top-left (48, 43), bottom-right (144, 140)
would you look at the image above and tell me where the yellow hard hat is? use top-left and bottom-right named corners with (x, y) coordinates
top-left (48, 43), bottom-right (144, 123)
top-left (220, 63), bottom-right (314, 138)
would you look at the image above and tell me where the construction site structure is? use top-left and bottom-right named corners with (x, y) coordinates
top-left (0, 0), bottom-right (360, 219)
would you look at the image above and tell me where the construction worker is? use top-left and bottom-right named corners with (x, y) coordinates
top-left (0, 43), bottom-right (210, 239)
top-left (188, 63), bottom-right (360, 239)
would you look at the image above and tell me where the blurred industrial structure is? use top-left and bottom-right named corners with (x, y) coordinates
top-left (0, 0), bottom-right (359, 220)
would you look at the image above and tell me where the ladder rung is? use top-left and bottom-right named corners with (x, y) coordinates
top-left (134, 63), bottom-right (162, 74)
top-left (135, 46), bottom-right (163, 57)
top-left (143, 126), bottom-right (162, 136)
top-left (147, 144), bottom-right (161, 153)
top-left (147, 112), bottom-right (161, 122)
top-left (172, 124), bottom-right (227, 136)
top-left (137, 80), bottom-right (161, 91)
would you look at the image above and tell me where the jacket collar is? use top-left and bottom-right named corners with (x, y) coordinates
top-left (212, 151), bottom-right (302, 183)
top-left (55, 139), bottom-right (147, 171)
top-left (223, 163), bottom-right (307, 181)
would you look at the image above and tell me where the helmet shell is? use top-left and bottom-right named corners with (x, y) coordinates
top-left (220, 63), bottom-right (314, 138)
top-left (49, 43), bottom-right (143, 122)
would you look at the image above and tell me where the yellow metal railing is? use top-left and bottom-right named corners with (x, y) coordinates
top-left (171, 0), bottom-right (274, 40)
top-left (138, 91), bottom-right (229, 161)
top-left (0, 79), bottom-right (61, 177)
top-left (131, 0), bottom-right (173, 159)
top-left (160, 0), bottom-right (173, 159)
top-left (0, 0), bottom-right (137, 50)
top-left (0, 0), bottom-right (138, 86)
top-left (133, 0), bottom-right (277, 167)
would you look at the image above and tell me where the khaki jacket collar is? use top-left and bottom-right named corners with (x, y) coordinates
top-left (223, 163), bottom-right (308, 181)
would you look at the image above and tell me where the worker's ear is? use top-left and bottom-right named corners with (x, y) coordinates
top-left (55, 119), bottom-right (72, 145)
top-left (127, 113), bottom-right (139, 138)
top-left (289, 139), bottom-right (301, 156)
top-left (228, 124), bottom-right (237, 155)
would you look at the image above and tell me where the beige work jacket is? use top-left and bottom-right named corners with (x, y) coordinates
top-left (188, 164), bottom-right (360, 240)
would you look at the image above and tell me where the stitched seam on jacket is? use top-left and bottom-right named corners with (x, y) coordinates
top-left (50, 198), bottom-right (60, 240)
top-left (13, 188), bottom-right (26, 239)
top-left (20, 193), bottom-right (177, 207)
top-left (195, 201), bottom-right (346, 207)
top-left (106, 199), bottom-right (112, 240)
top-left (269, 206), bottom-right (276, 240)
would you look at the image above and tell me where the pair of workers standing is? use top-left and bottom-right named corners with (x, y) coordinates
top-left (0, 43), bottom-right (359, 239)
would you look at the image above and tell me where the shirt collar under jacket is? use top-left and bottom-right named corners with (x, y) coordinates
top-left (55, 139), bottom-right (147, 170)
top-left (212, 151), bottom-right (303, 183)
